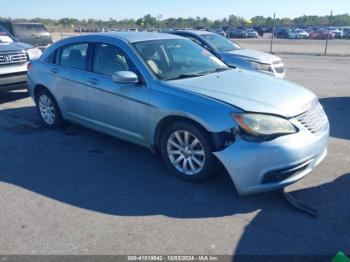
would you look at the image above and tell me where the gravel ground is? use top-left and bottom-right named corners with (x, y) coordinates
top-left (0, 53), bottom-right (349, 257)
top-left (236, 37), bottom-right (350, 56)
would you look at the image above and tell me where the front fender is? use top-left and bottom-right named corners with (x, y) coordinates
top-left (147, 82), bottom-right (241, 145)
top-left (220, 54), bottom-right (256, 71)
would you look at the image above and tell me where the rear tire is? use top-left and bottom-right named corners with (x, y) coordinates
top-left (36, 89), bottom-right (63, 129)
top-left (160, 121), bottom-right (219, 182)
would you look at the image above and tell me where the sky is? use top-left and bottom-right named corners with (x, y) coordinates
top-left (2, 0), bottom-right (349, 20)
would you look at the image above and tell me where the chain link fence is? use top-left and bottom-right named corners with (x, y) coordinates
top-left (47, 27), bottom-right (350, 57)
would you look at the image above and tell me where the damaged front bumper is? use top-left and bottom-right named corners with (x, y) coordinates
top-left (214, 122), bottom-right (329, 195)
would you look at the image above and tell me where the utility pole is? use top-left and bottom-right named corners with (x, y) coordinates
top-left (59, 24), bottom-right (63, 39)
top-left (270, 13), bottom-right (275, 54)
top-left (324, 10), bottom-right (333, 56)
top-left (228, 15), bottom-right (231, 39)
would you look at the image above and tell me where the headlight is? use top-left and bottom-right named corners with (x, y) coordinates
top-left (232, 113), bottom-right (297, 137)
top-left (26, 48), bottom-right (42, 59)
top-left (250, 61), bottom-right (271, 72)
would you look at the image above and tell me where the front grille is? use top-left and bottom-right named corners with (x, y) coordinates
top-left (296, 99), bottom-right (328, 135)
top-left (0, 52), bottom-right (28, 66)
top-left (0, 71), bottom-right (27, 79)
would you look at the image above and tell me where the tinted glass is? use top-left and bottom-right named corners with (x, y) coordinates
top-left (93, 43), bottom-right (134, 76)
top-left (186, 36), bottom-right (203, 46)
top-left (59, 43), bottom-right (89, 70)
top-left (201, 34), bottom-right (242, 52)
top-left (133, 39), bottom-right (228, 80)
top-left (13, 24), bottom-right (48, 37)
top-left (0, 26), bottom-right (14, 43)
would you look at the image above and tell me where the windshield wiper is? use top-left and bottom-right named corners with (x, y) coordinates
top-left (199, 67), bottom-right (232, 75)
top-left (165, 68), bottom-right (231, 81)
top-left (165, 73), bottom-right (206, 81)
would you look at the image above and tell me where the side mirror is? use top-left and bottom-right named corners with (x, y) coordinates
top-left (112, 71), bottom-right (139, 84)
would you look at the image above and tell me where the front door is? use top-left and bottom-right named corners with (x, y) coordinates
top-left (86, 43), bottom-right (150, 146)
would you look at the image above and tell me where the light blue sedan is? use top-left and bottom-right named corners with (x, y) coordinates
top-left (27, 32), bottom-right (329, 195)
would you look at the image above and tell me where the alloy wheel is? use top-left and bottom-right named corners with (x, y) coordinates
top-left (38, 94), bottom-right (56, 125)
top-left (167, 130), bottom-right (206, 176)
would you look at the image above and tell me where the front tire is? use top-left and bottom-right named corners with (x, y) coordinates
top-left (160, 122), bottom-right (219, 182)
top-left (36, 89), bottom-right (63, 128)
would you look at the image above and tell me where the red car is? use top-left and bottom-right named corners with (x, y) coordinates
top-left (309, 29), bottom-right (335, 39)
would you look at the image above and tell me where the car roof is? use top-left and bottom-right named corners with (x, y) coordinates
top-left (12, 22), bottom-right (44, 25)
top-left (168, 30), bottom-right (214, 36)
top-left (97, 32), bottom-right (184, 43)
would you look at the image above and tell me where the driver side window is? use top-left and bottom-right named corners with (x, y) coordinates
top-left (93, 43), bottom-right (134, 77)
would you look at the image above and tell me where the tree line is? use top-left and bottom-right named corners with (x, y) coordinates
top-left (1, 13), bottom-right (350, 29)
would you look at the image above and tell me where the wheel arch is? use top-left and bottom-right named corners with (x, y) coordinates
top-left (153, 114), bottom-right (235, 154)
top-left (33, 84), bottom-right (51, 104)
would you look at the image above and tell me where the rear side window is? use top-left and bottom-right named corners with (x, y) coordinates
top-left (93, 43), bottom-right (136, 76)
top-left (59, 43), bottom-right (89, 70)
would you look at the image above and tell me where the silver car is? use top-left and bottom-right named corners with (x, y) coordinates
top-left (168, 30), bottom-right (286, 79)
top-left (27, 32), bottom-right (329, 195)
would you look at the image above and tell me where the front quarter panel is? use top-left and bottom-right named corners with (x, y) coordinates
top-left (219, 53), bottom-right (255, 71)
top-left (147, 81), bottom-right (241, 145)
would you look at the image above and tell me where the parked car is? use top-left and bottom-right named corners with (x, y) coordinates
top-left (0, 25), bottom-right (42, 91)
top-left (309, 29), bottom-right (335, 39)
top-left (209, 28), bottom-right (227, 38)
top-left (288, 29), bottom-right (309, 39)
top-left (253, 26), bottom-right (264, 37)
top-left (246, 29), bottom-right (259, 38)
top-left (304, 28), bottom-right (314, 34)
top-left (343, 28), bottom-right (350, 39)
top-left (0, 21), bottom-right (52, 50)
top-left (274, 28), bottom-right (290, 39)
top-left (168, 30), bottom-right (286, 78)
top-left (330, 28), bottom-right (343, 39)
top-left (230, 29), bottom-right (248, 38)
top-left (27, 32), bottom-right (329, 195)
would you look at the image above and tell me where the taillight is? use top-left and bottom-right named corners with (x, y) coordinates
top-left (27, 62), bottom-right (32, 71)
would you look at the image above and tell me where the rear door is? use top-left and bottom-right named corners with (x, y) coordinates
top-left (49, 42), bottom-right (91, 124)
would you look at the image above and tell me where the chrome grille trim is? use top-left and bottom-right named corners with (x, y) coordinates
top-left (0, 52), bottom-right (28, 66)
top-left (296, 100), bottom-right (328, 135)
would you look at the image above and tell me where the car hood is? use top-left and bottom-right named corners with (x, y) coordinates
top-left (222, 49), bottom-right (281, 64)
top-left (167, 69), bottom-right (316, 118)
top-left (0, 41), bottom-right (33, 52)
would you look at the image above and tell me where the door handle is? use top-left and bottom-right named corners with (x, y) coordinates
top-left (87, 78), bottom-right (100, 85)
top-left (50, 68), bottom-right (59, 74)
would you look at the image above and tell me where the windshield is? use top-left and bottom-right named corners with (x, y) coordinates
top-left (13, 24), bottom-right (48, 37)
top-left (133, 39), bottom-right (229, 80)
top-left (200, 33), bottom-right (242, 52)
top-left (0, 26), bottom-right (14, 43)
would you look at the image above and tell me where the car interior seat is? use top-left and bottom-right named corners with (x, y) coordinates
top-left (142, 45), bottom-right (163, 75)
top-left (68, 49), bottom-right (85, 69)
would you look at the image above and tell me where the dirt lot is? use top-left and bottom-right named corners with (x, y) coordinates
top-left (0, 51), bottom-right (350, 257)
